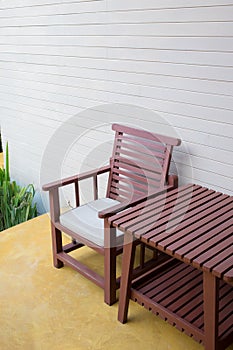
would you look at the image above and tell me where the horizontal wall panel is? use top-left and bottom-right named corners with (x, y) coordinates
top-left (180, 143), bottom-right (233, 165)
top-left (0, 1), bottom-right (106, 17)
top-left (2, 98), bottom-right (232, 142)
top-left (0, 49), bottom-right (232, 70)
top-left (0, 0), bottom-right (233, 211)
top-left (0, 61), bottom-right (233, 98)
top-left (174, 152), bottom-right (233, 178)
top-left (0, 0), bottom-right (103, 10)
top-left (1, 68), bottom-right (233, 108)
top-left (1, 24), bottom-right (233, 41)
top-left (107, 0), bottom-right (233, 11)
top-left (1, 0), bottom-right (233, 11)
top-left (177, 162), bottom-right (233, 189)
top-left (2, 102), bottom-right (232, 155)
top-left (0, 38), bottom-right (232, 67)
top-left (1, 41), bottom-right (233, 73)
top-left (1, 72), bottom-right (233, 116)
top-left (0, 40), bottom-right (232, 70)
top-left (0, 8), bottom-right (233, 26)
top-left (1, 2), bottom-right (233, 19)
top-left (1, 81), bottom-right (233, 133)
top-left (177, 176), bottom-right (233, 197)
top-left (2, 0), bottom-right (233, 10)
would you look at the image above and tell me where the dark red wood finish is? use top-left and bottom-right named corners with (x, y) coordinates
top-left (43, 124), bottom-right (181, 305)
top-left (111, 184), bottom-right (233, 350)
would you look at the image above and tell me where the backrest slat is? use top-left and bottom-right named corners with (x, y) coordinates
top-left (107, 124), bottom-right (181, 201)
top-left (115, 136), bottom-right (167, 155)
top-left (111, 173), bottom-right (157, 193)
top-left (113, 158), bottom-right (163, 179)
top-left (112, 124), bottom-right (180, 146)
top-left (114, 147), bottom-right (165, 166)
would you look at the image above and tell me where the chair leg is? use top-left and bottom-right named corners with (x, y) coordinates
top-left (51, 223), bottom-right (64, 269)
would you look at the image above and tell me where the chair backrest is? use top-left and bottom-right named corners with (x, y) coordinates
top-left (106, 124), bottom-right (181, 202)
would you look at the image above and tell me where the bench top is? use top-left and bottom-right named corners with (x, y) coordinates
top-left (110, 184), bottom-right (233, 284)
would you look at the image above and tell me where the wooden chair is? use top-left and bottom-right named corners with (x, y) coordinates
top-left (42, 124), bottom-right (181, 305)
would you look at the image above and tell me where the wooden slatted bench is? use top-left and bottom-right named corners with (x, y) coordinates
top-left (110, 184), bottom-right (233, 350)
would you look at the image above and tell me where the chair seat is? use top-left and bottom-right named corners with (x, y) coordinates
top-left (60, 198), bottom-right (122, 247)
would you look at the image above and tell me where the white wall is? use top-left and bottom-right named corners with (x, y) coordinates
top-left (0, 0), bottom-right (233, 212)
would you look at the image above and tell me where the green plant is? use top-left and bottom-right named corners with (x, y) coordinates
top-left (0, 143), bottom-right (37, 231)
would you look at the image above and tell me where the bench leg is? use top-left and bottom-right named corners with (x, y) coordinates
top-left (203, 272), bottom-right (219, 350)
top-left (104, 246), bottom-right (117, 305)
top-left (118, 232), bottom-right (136, 323)
top-left (51, 224), bottom-right (64, 269)
top-left (104, 220), bottom-right (117, 306)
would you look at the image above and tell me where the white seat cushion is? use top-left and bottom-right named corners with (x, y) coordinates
top-left (59, 198), bottom-right (123, 247)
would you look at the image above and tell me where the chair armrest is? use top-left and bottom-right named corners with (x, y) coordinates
top-left (42, 165), bottom-right (110, 191)
top-left (98, 184), bottom-right (174, 219)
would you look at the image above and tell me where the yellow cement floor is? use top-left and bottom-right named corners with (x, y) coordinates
top-left (0, 215), bottom-right (232, 350)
